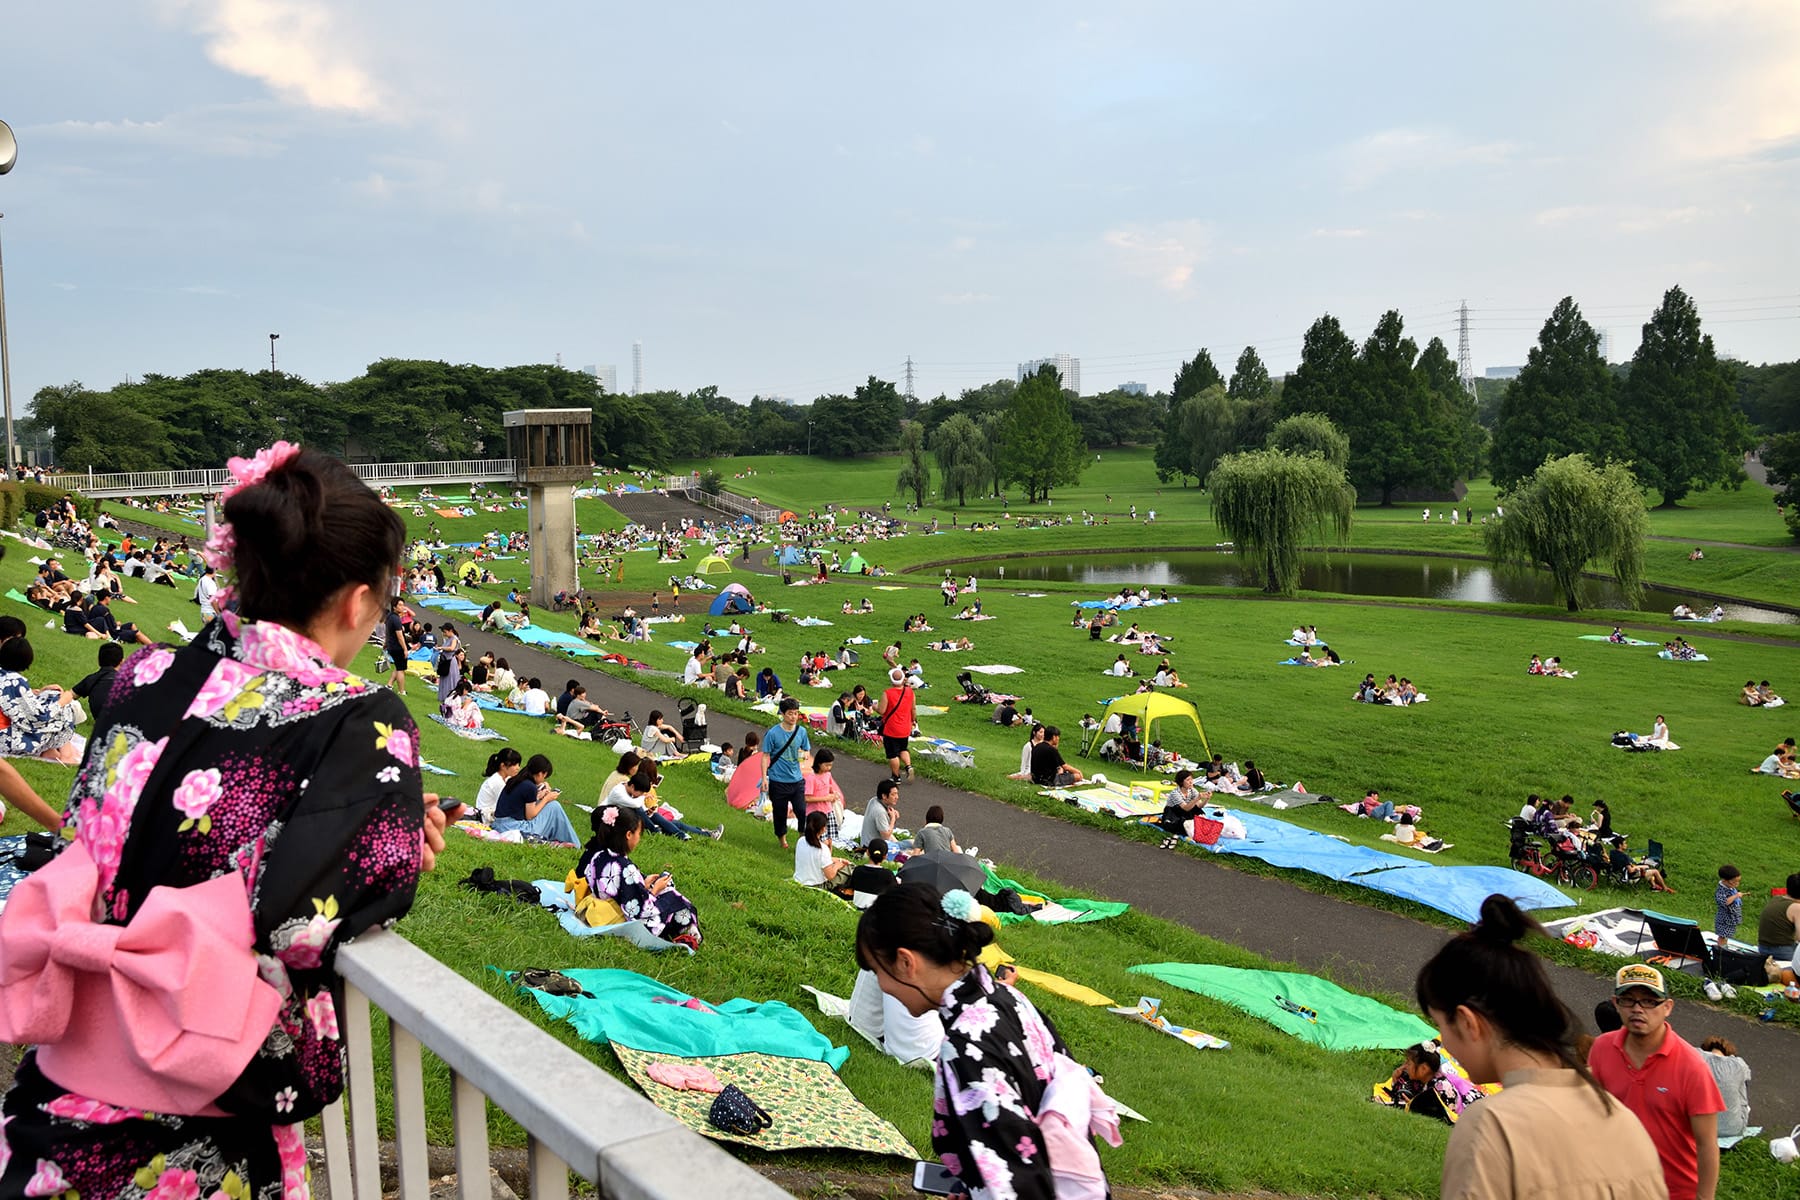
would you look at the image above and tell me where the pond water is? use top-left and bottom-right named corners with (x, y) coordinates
top-left (961, 551), bottom-right (1799, 625)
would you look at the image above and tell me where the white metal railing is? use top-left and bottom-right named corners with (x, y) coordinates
top-left (699, 489), bottom-right (782, 524)
top-left (661, 474), bottom-right (700, 495)
top-left (326, 931), bottom-right (792, 1200)
top-left (44, 460), bottom-right (520, 499)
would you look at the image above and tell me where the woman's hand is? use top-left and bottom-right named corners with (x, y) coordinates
top-left (648, 873), bottom-right (671, 895)
top-left (420, 795), bottom-right (449, 871)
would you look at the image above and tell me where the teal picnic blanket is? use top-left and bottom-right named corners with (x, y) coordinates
top-left (1130, 963), bottom-right (1436, 1051)
top-left (519, 967), bottom-right (850, 1068)
top-left (980, 865), bottom-right (1131, 926)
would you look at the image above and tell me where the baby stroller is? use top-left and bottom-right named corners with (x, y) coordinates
top-left (676, 697), bottom-right (708, 752)
top-left (956, 671), bottom-right (990, 703)
top-left (594, 710), bottom-right (635, 743)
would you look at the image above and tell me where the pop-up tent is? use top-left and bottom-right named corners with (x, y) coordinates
top-left (696, 554), bottom-right (733, 575)
top-left (774, 545), bottom-right (809, 566)
top-left (840, 552), bottom-right (870, 574)
top-left (1084, 691), bottom-right (1211, 763)
top-left (709, 582), bottom-right (756, 616)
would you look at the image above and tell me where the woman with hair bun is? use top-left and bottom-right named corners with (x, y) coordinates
top-left (856, 883), bottom-right (1122, 1200)
top-left (0, 443), bottom-right (447, 1200)
top-left (1416, 894), bottom-right (1665, 1199)
top-left (575, 805), bottom-right (702, 949)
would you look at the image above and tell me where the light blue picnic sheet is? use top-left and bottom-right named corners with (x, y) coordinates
top-left (532, 879), bottom-right (693, 954)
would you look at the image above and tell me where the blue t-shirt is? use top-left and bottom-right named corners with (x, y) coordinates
top-left (496, 775), bottom-right (540, 821)
top-left (762, 723), bottom-right (811, 784)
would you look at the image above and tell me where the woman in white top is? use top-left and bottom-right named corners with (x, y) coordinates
top-left (1011, 724), bottom-right (1044, 780)
top-left (794, 811), bottom-right (849, 886)
top-left (475, 747), bottom-right (523, 822)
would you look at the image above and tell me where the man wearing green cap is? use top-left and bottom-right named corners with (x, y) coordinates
top-left (1589, 964), bottom-right (1724, 1200)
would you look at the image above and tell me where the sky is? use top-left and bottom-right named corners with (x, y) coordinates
top-left (2, 0), bottom-right (1797, 412)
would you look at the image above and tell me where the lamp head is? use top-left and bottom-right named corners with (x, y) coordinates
top-left (0, 120), bottom-right (15, 175)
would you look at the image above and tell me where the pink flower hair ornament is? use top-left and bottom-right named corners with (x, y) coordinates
top-left (205, 441), bottom-right (302, 578)
top-left (601, 807), bottom-right (619, 826)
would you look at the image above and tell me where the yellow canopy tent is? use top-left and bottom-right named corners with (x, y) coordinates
top-left (696, 554), bottom-right (734, 575)
top-left (1083, 691), bottom-right (1211, 764)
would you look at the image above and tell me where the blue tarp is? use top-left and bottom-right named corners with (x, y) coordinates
top-left (1206, 809), bottom-right (1413, 881)
top-left (775, 546), bottom-right (808, 566)
top-left (1354, 865), bottom-right (1574, 924)
top-left (508, 626), bottom-right (601, 656)
top-left (414, 594), bottom-right (483, 614)
top-left (1206, 809), bottom-right (1573, 923)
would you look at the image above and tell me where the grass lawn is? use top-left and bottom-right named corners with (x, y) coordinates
top-left (13, 446), bottom-right (1800, 1199)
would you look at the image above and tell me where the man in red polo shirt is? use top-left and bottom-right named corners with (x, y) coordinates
top-left (1589, 964), bottom-right (1723, 1200)
top-left (878, 667), bottom-right (916, 783)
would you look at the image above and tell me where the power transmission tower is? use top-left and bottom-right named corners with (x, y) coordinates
top-left (1456, 301), bottom-right (1475, 396)
top-left (903, 355), bottom-right (915, 401)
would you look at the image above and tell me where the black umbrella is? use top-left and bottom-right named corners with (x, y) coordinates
top-left (898, 851), bottom-right (985, 896)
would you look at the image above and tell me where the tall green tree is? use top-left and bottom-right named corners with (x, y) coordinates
top-left (1486, 453), bottom-right (1647, 611)
top-left (930, 413), bottom-right (989, 505)
top-left (894, 421), bottom-right (930, 506)
top-left (1208, 449), bottom-right (1354, 595)
top-left (1488, 297), bottom-right (1620, 490)
top-left (1266, 412), bottom-right (1350, 469)
top-left (1416, 336), bottom-right (1484, 479)
top-left (1227, 346), bottom-right (1273, 401)
top-left (1347, 311), bottom-right (1459, 504)
top-left (1278, 314), bottom-right (1359, 421)
top-left (1172, 348), bottom-right (1225, 403)
top-left (1154, 397), bottom-right (1198, 485)
top-left (1623, 286), bottom-right (1753, 506)
top-left (1000, 364), bottom-right (1087, 503)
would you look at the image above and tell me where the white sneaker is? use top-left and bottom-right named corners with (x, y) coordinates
top-left (1703, 980), bottom-right (1722, 1001)
top-left (1721, 983), bottom-right (1738, 1000)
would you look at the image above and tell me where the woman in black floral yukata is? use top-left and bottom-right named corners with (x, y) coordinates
top-left (856, 884), bottom-right (1123, 1200)
top-left (0, 443), bottom-right (448, 1200)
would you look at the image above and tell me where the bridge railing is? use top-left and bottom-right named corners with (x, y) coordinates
top-left (326, 929), bottom-right (791, 1200)
top-left (43, 460), bottom-right (521, 499)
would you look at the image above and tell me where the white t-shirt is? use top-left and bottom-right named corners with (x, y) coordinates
top-left (682, 656), bottom-right (704, 684)
top-left (475, 772), bottom-right (507, 820)
top-left (521, 688), bottom-right (550, 716)
top-left (1019, 739), bottom-right (1035, 774)
top-left (1109, 660), bottom-right (1129, 676)
top-left (603, 781), bottom-right (645, 811)
top-left (195, 573), bottom-right (220, 619)
top-left (793, 838), bottom-right (833, 886)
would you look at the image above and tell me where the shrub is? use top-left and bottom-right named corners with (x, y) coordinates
top-left (0, 484), bottom-right (20, 532)
top-left (18, 481), bottom-right (96, 523)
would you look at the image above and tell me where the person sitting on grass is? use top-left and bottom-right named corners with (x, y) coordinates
top-left (493, 753), bottom-right (580, 844)
top-left (755, 666), bottom-right (782, 698)
top-left (639, 709), bottom-right (682, 760)
top-left (912, 805), bottom-right (963, 855)
top-left (603, 766), bottom-right (721, 840)
top-left (1108, 653), bottom-right (1133, 677)
top-left (71, 640), bottom-right (125, 724)
top-left (443, 678), bottom-right (484, 733)
top-left (804, 746), bottom-right (848, 841)
top-left (1742, 679), bottom-right (1764, 706)
top-left (556, 683), bottom-right (610, 736)
top-left (0, 637), bottom-right (84, 764)
top-left (1153, 662), bottom-right (1187, 688)
top-left (794, 809), bottom-right (851, 887)
top-left (1758, 680), bottom-right (1785, 707)
top-left (1157, 768), bottom-right (1208, 841)
top-left (578, 805), bottom-right (703, 950)
top-left (835, 837), bottom-right (899, 905)
top-left (1529, 655), bottom-right (1545, 675)
top-left (1028, 725), bottom-right (1084, 788)
top-left (1604, 835), bottom-right (1674, 892)
top-left (1383, 1042), bottom-right (1484, 1126)
top-left (1009, 723), bottom-right (1045, 780)
top-left (1353, 788), bottom-right (1398, 822)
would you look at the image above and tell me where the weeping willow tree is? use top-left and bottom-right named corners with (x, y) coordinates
top-left (1208, 449), bottom-right (1354, 594)
top-left (1485, 453), bottom-right (1647, 611)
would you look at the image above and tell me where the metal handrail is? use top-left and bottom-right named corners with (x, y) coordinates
top-left (326, 931), bottom-right (791, 1200)
top-left (43, 460), bottom-right (522, 499)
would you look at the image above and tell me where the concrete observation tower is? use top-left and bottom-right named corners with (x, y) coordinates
top-left (502, 408), bottom-right (591, 606)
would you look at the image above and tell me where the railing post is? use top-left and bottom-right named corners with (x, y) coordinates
top-left (527, 1137), bottom-right (569, 1200)
top-left (390, 1020), bottom-right (430, 1199)
top-left (343, 984), bottom-right (381, 1200)
top-left (451, 1072), bottom-right (494, 1200)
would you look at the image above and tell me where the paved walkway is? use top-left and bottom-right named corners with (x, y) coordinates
top-left (458, 620), bottom-right (1800, 1133)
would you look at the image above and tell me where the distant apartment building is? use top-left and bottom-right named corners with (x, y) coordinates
top-left (581, 364), bottom-right (618, 393)
top-left (1018, 353), bottom-right (1081, 393)
top-left (1117, 381), bottom-right (1148, 396)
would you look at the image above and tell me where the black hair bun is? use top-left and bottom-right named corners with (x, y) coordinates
top-left (1474, 894), bottom-right (1533, 946)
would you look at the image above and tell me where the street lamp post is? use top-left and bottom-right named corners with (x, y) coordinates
top-left (269, 332), bottom-right (280, 372)
top-left (0, 119), bottom-right (18, 473)
top-left (806, 420), bottom-right (813, 457)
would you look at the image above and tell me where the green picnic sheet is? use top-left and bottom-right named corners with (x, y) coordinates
top-left (1130, 962), bottom-right (1436, 1051)
top-left (981, 864), bottom-right (1131, 925)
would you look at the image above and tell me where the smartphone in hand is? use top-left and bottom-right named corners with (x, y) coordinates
top-left (912, 1161), bottom-right (960, 1196)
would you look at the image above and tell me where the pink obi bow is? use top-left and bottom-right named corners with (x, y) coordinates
top-left (0, 839), bottom-right (284, 1115)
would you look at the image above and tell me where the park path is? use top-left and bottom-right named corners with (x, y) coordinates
top-left (456, 620), bottom-right (1800, 1135)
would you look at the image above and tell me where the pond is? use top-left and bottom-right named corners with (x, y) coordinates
top-left (960, 551), bottom-right (1799, 625)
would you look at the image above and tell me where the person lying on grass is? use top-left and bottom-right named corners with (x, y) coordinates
top-left (577, 804), bottom-right (703, 950)
top-left (1383, 1042), bottom-right (1485, 1125)
top-left (794, 810), bottom-right (852, 886)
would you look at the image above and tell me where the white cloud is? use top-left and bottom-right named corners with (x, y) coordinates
top-left (1616, 206), bottom-right (1702, 234)
top-left (1101, 219), bottom-right (1212, 292)
top-left (164, 0), bottom-right (386, 116)
top-left (1648, 2), bottom-right (1800, 162)
top-left (949, 236), bottom-right (976, 252)
top-left (1309, 227), bottom-right (1367, 239)
top-left (1533, 204), bottom-right (1705, 233)
top-left (1338, 127), bottom-right (1517, 190)
top-left (936, 291), bottom-right (993, 305)
top-left (32, 112), bottom-right (283, 158)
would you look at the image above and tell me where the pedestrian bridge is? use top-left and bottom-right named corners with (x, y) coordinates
top-left (45, 458), bottom-right (523, 499)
